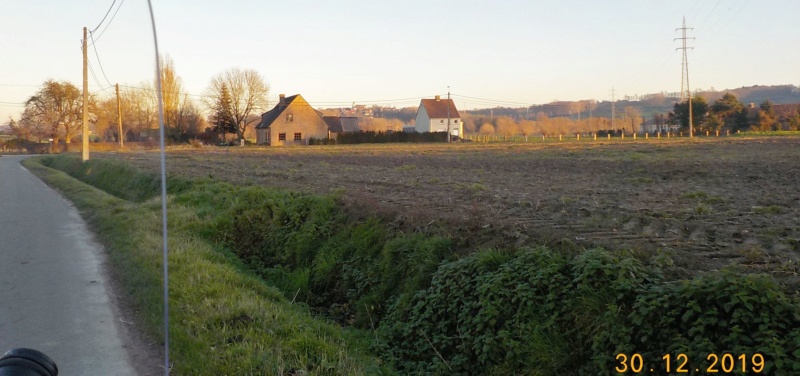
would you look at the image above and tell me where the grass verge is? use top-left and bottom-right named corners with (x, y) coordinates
top-left (22, 156), bottom-right (391, 375)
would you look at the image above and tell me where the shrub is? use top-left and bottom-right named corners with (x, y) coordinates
top-left (379, 248), bottom-right (800, 375)
top-left (590, 270), bottom-right (800, 375)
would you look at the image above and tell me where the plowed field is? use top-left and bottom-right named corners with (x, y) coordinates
top-left (100, 136), bottom-right (800, 285)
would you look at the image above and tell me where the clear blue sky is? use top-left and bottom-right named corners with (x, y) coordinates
top-left (2, 0), bottom-right (798, 122)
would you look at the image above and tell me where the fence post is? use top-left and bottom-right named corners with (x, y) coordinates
top-left (577, 133), bottom-right (580, 141)
top-left (607, 134), bottom-right (611, 140)
top-left (594, 133), bottom-right (597, 141)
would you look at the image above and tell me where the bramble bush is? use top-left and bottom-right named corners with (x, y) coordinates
top-left (380, 247), bottom-right (800, 375)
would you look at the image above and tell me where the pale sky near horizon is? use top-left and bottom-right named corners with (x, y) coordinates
top-left (2, 0), bottom-right (798, 122)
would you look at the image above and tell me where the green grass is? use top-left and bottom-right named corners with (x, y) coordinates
top-left (23, 156), bottom-right (391, 376)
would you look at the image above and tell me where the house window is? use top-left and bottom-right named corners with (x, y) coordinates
top-left (440, 120), bottom-right (444, 123)
top-left (278, 133), bottom-right (286, 141)
top-left (286, 114), bottom-right (293, 122)
top-left (294, 133), bottom-right (302, 141)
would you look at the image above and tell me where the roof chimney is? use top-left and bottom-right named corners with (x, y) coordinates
top-left (435, 95), bottom-right (441, 101)
top-left (279, 94), bottom-right (286, 106)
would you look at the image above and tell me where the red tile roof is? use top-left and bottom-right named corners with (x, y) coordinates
top-left (420, 98), bottom-right (460, 119)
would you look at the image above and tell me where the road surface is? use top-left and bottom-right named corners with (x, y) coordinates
top-left (0, 155), bottom-right (141, 375)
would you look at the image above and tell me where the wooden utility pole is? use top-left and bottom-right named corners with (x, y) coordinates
top-left (116, 83), bottom-right (123, 147)
top-left (82, 27), bottom-right (90, 161)
top-left (446, 86), bottom-right (451, 143)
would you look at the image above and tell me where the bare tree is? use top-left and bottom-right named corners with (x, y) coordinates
top-left (494, 116), bottom-right (519, 137)
top-left (93, 97), bottom-right (119, 141)
top-left (623, 106), bottom-right (643, 134)
top-left (160, 56), bottom-right (183, 132)
top-left (24, 80), bottom-right (86, 148)
top-left (172, 95), bottom-right (204, 141)
top-left (204, 68), bottom-right (269, 141)
top-left (125, 82), bottom-right (157, 140)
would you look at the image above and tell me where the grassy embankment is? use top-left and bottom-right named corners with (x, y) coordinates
top-left (25, 154), bottom-right (800, 375)
top-left (22, 156), bottom-right (390, 375)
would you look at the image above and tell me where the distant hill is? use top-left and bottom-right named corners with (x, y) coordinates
top-left (462, 85), bottom-right (800, 122)
top-left (334, 85), bottom-right (800, 125)
top-left (701, 85), bottom-right (800, 106)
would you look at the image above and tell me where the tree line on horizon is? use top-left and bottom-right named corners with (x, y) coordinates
top-left (669, 93), bottom-right (800, 133)
top-left (5, 56), bottom-right (269, 147)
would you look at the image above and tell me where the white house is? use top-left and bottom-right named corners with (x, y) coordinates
top-left (414, 96), bottom-right (463, 137)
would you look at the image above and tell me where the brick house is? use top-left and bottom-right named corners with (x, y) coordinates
top-left (414, 96), bottom-right (463, 137)
top-left (255, 94), bottom-right (329, 145)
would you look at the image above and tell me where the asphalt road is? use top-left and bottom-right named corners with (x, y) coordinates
top-left (0, 155), bottom-right (138, 375)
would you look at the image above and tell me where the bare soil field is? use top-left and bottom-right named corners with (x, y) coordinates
top-left (99, 136), bottom-right (800, 286)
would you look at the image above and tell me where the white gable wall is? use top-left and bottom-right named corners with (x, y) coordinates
top-left (414, 104), bottom-right (431, 133)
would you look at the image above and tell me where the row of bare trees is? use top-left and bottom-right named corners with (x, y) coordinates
top-left (9, 56), bottom-right (271, 146)
top-left (462, 106), bottom-right (644, 136)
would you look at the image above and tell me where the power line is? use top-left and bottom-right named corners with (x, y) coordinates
top-left (450, 94), bottom-right (530, 106)
top-left (90, 0), bottom-right (117, 33)
top-left (117, 84), bottom-right (208, 99)
top-left (695, 0), bottom-right (750, 49)
top-left (0, 101), bottom-right (25, 107)
top-left (0, 84), bottom-right (41, 87)
top-left (89, 31), bottom-right (115, 87)
top-left (309, 96), bottom-right (434, 105)
top-left (90, 0), bottom-right (125, 45)
top-left (87, 60), bottom-right (113, 95)
top-left (695, 0), bottom-right (723, 33)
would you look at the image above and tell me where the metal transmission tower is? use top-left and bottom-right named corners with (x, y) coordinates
top-left (675, 16), bottom-right (695, 137)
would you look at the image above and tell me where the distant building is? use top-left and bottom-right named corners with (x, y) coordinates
top-left (255, 94), bottom-right (329, 145)
top-left (414, 96), bottom-right (462, 137)
top-left (323, 116), bottom-right (360, 139)
top-left (640, 117), bottom-right (679, 133)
